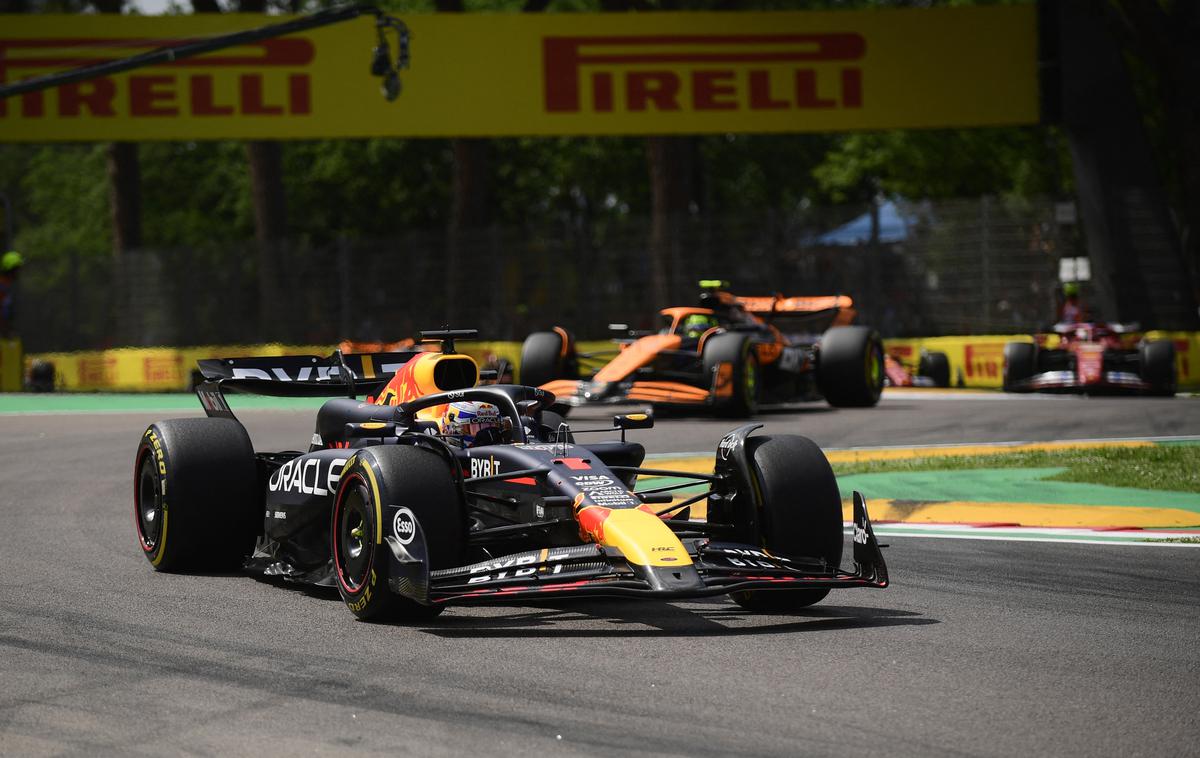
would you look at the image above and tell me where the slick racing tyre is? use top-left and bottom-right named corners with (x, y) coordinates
top-left (520, 329), bottom-right (578, 388)
top-left (816, 326), bottom-right (885, 407)
top-left (732, 434), bottom-right (843, 612)
top-left (1002, 342), bottom-right (1037, 392)
top-left (332, 445), bottom-right (465, 622)
top-left (702, 332), bottom-right (758, 417)
top-left (133, 418), bottom-right (259, 572)
top-left (918, 350), bottom-right (951, 388)
top-left (1139, 340), bottom-right (1177, 396)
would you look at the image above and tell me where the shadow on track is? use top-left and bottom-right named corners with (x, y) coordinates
top-left (416, 600), bottom-right (936, 638)
top-left (250, 577), bottom-right (934, 638)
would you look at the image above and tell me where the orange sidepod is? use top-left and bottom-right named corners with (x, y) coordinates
top-left (576, 503), bottom-right (692, 567)
top-left (594, 334), bottom-right (681, 383)
top-left (626, 381), bottom-right (711, 404)
top-left (540, 379), bottom-right (581, 397)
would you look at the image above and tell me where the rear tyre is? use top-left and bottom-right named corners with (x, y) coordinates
top-left (732, 435), bottom-right (843, 612)
top-left (332, 445), bottom-right (465, 622)
top-left (133, 418), bottom-right (259, 572)
top-left (520, 330), bottom-right (577, 387)
top-left (918, 350), bottom-right (951, 388)
top-left (1002, 342), bottom-right (1037, 392)
top-left (1139, 340), bottom-right (1177, 396)
top-left (816, 326), bottom-right (884, 407)
top-left (29, 360), bottom-right (56, 392)
top-left (702, 332), bottom-right (759, 417)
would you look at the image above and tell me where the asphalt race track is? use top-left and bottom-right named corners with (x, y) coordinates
top-left (2, 393), bottom-right (1199, 756)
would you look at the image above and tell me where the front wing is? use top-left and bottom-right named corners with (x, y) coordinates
top-left (1012, 370), bottom-right (1151, 393)
top-left (417, 493), bottom-right (888, 605)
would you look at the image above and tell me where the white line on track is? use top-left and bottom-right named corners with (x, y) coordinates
top-left (646, 434), bottom-right (1200, 460)
top-left (856, 524), bottom-right (1200, 548)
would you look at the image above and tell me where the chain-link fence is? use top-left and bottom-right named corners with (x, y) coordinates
top-left (17, 195), bottom-right (1075, 353)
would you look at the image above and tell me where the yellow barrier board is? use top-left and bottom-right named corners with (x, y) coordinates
top-left (27, 331), bottom-right (1200, 393)
top-left (0, 338), bottom-right (22, 391)
top-left (31, 344), bottom-right (329, 392)
top-left (886, 332), bottom-right (1200, 390)
top-left (28, 342), bottom-right (526, 392)
top-left (0, 6), bottom-right (1037, 141)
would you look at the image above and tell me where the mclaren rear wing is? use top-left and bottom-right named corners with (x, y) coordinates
top-left (735, 294), bottom-right (858, 331)
top-left (194, 349), bottom-right (422, 421)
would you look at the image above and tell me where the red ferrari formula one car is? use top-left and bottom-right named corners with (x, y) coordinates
top-left (521, 282), bottom-right (887, 416)
top-left (1002, 321), bottom-right (1176, 395)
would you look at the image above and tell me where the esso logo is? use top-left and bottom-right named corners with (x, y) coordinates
top-left (392, 507), bottom-right (417, 545)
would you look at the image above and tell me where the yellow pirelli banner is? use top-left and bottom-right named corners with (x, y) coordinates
top-left (26, 332), bottom-right (1200, 392)
top-left (0, 6), bottom-right (1037, 141)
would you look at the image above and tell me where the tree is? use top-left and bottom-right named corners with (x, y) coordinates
top-left (1110, 0), bottom-right (1200, 308)
top-left (188, 0), bottom-right (288, 338)
top-left (91, 0), bottom-right (142, 258)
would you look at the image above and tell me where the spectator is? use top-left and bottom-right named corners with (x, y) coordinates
top-left (0, 251), bottom-right (22, 338)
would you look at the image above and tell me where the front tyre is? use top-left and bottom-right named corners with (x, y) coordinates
top-left (918, 350), bottom-right (951, 388)
top-left (1139, 340), bottom-right (1176, 396)
top-left (702, 332), bottom-right (759, 417)
top-left (332, 445), bottom-right (465, 622)
top-left (1002, 342), bottom-right (1037, 392)
top-left (732, 434), bottom-right (843, 612)
top-left (817, 326), bottom-right (884, 407)
top-left (133, 418), bottom-right (259, 572)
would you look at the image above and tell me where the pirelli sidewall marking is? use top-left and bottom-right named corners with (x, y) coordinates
top-left (141, 427), bottom-right (169, 566)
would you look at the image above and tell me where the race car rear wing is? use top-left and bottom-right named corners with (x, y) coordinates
top-left (735, 294), bottom-right (854, 314)
top-left (194, 348), bottom-right (422, 420)
top-left (729, 294), bottom-right (857, 331)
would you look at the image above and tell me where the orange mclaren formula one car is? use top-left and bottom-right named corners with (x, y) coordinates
top-left (521, 282), bottom-right (887, 416)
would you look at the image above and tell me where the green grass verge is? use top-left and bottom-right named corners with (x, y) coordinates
top-left (830, 445), bottom-right (1200, 494)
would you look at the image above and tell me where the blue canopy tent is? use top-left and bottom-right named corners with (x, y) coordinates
top-left (811, 200), bottom-right (915, 246)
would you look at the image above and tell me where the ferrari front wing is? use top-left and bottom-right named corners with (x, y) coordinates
top-left (1012, 370), bottom-right (1151, 392)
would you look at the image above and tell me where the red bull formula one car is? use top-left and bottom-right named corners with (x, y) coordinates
top-left (1002, 322), bottom-right (1176, 395)
top-left (521, 282), bottom-right (888, 416)
top-left (134, 330), bottom-right (888, 622)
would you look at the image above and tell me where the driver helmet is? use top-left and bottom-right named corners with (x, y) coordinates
top-left (681, 313), bottom-right (718, 339)
top-left (440, 401), bottom-right (505, 447)
top-left (1, 251), bottom-right (23, 273)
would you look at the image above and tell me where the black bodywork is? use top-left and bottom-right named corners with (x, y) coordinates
top-left (188, 349), bottom-right (888, 608)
